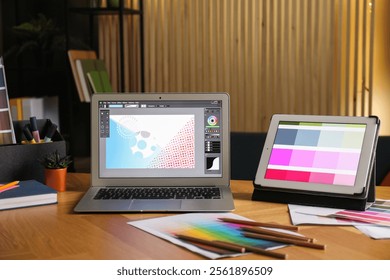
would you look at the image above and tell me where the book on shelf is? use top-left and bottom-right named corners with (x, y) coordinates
top-left (67, 50), bottom-right (97, 102)
top-left (0, 180), bottom-right (57, 211)
top-left (0, 59), bottom-right (16, 145)
top-left (76, 59), bottom-right (112, 102)
top-left (86, 66), bottom-right (112, 93)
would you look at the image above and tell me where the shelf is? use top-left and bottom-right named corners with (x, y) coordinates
top-left (69, 7), bottom-right (142, 16)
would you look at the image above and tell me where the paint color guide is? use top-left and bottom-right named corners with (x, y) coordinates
top-left (0, 64), bottom-right (16, 145)
top-left (331, 200), bottom-right (390, 226)
top-left (265, 121), bottom-right (366, 186)
top-left (0, 68), bottom-right (5, 87)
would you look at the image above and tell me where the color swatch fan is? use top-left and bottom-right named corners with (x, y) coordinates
top-left (0, 58), bottom-right (16, 145)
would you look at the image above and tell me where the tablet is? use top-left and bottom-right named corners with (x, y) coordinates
top-left (254, 114), bottom-right (380, 195)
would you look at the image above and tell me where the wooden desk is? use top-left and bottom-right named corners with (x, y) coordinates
top-left (1, 173), bottom-right (389, 260)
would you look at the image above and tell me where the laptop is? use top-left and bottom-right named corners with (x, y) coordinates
top-left (74, 92), bottom-right (235, 212)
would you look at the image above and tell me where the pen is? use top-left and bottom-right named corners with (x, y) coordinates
top-left (0, 181), bottom-right (20, 191)
top-left (22, 125), bottom-right (36, 144)
top-left (219, 217), bottom-right (299, 231)
top-left (30, 117), bottom-right (41, 142)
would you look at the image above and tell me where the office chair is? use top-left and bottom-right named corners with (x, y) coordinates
top-left (230, 132), bottom-right (267, 180)
top-left (376, 136), bottom-right (390, 186)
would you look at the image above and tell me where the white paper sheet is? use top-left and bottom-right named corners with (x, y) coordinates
top-left (128, 213), bottom-right (293, 259)
top-left (288, 202), bottom-right (390, 239)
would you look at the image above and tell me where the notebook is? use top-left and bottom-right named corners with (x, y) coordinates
top-left (74, 93), bottom-right (235, 212)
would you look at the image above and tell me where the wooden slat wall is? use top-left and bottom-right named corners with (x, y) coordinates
top-left (98, 0), bottom-right (142, 92)
top-left (99, 0), bottom-right (375, 132)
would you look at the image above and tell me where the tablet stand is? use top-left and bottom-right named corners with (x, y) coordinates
top-left (252, 161), bottom-right (376, 211)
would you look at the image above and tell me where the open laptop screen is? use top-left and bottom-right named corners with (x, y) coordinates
top-left (98, 99), bottom-right (223, 178)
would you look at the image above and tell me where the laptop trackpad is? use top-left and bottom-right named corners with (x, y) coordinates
top-left (129, 200), bottom-right (182, 211)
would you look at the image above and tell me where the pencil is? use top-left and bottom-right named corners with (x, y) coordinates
top-left (176, 234), bottom-right (287, 259)
top-left (175, 234), bottom-right (246, 253)
top-left (243, 232), bottom-right (326, 250)
top-left (187, 240), bottom-right (237, 255)
top-left (219, 217), bottom-right (299, 231)
top-left (240, 244), bottom-right (287, 260)
top-left (241, 226), bottom-right (314, 242)
top-left (0, 181), bottom-right (20, 191)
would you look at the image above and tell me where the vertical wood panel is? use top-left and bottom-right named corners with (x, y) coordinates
top-left (98, 0), bottom-right (375, 131)
top-left (368, 0), bottom-right (376, 116)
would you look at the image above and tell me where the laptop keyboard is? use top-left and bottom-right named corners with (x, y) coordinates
top-left (93, 187), bottom-right (222, 200)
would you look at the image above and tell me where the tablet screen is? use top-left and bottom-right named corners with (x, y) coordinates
top-left (265, 121), bottom-right (365, 187)
top-left (255, 115), bottom-right (379, 195)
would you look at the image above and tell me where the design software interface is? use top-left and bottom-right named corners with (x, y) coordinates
top-left (98, 99), bottom-right (223, 178)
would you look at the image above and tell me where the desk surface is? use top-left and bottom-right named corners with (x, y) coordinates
top-left (1, 173), bottom-right (389, 260)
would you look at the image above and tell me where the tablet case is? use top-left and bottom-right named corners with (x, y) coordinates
top-left (252, 161), bottom-right (376, 211)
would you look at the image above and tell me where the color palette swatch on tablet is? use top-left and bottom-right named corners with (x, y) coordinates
top-left (265, 121), bottom-right (366, 186)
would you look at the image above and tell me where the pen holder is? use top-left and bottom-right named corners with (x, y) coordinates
top-left (0, 119), bottom-right (67, 184)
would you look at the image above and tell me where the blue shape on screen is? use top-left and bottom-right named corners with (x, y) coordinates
top-left (106, 119), bottom-right (160, 168)
top-left (138, 140), bottom-right (147, 149)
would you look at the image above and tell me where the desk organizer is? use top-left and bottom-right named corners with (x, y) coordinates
top-left (0, 119), bottom-right (66, 183)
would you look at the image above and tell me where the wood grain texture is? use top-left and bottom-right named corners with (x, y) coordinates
top-left (0, 173), bottom-right (389, 260)
top-left (98, 0), bottom-right (375, 131)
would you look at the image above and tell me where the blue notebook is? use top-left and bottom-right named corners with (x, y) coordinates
top-left (0, 180), bottom-right (57, 210)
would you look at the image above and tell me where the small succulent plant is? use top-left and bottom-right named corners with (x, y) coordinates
top-left (39, 150), bottom-right (72, 169)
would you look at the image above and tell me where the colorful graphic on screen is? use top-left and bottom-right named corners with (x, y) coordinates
top-left (265, 121), bottom-right (366, 186)
top-left (106, 115), bottom-right (195, 169)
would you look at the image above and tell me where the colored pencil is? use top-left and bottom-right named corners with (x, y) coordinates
top-left (0, 181), bottom-right (20, 191)
top-left (219, 217), bottom-right (299, 231)
top-left (175, 234), bottom-right (246, 253)
top-left (187, 240), bottom-right (237, 255)
top-left (243, 232), bottom-right (326, 250)
top-left (240, 244), bottom-right (287, 260)
top-left (241, 226), bottom-right (314, 242)
top-left (176, 234), bottom-right (287, 259)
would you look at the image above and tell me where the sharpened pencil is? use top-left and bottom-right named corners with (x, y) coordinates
top-left (0, 181), bottom-right (20, 191)
top-left (241, 226), bottom-right (314, 242)
top-left (175, 234), bottom-right (246, 253)
top-left (187, 240), bottom-right (237, 255)
top-left (243, 232), bottom-right (326, 250)
top-left (176, 234), bottom-right (287, 259)
top-left (219, 217), bottom-right (299, 231)
top-left (240, 244), bottom-right (287, 259)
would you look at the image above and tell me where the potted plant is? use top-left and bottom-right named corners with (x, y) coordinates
top-left (39, 150), bottom-right (72, 192)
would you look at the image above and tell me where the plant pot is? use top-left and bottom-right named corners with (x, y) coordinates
top-left (44, 167), bottom-right (67, 192)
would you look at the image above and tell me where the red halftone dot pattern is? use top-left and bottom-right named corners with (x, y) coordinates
top-left (149, 118), bottom-right (195, 168)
